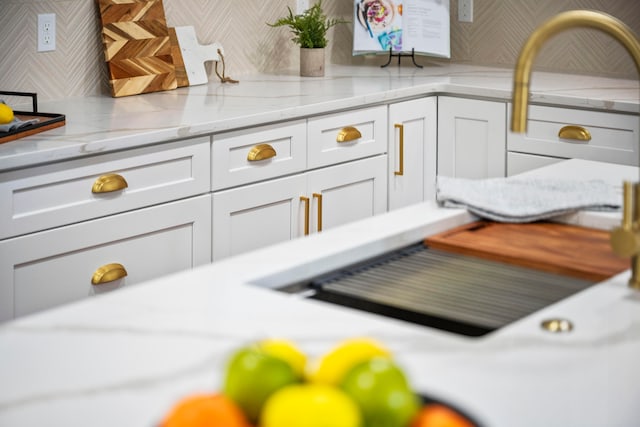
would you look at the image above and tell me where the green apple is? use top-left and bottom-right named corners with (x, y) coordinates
top-left (340, 356), bottom-right (420, 427)
top-left (223, 346), bottom-right (299, 422)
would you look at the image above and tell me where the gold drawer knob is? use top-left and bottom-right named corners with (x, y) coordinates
top-left (336, 126), bottom-right (362, 143)
top-left (91, 263), bottom-right (128, 285)
top-left (247, 143), bottom-right (277, 161)
top-left (558, 125), bottom-right (591, 142)
top-left (92, 173), bottom-right (128, 193)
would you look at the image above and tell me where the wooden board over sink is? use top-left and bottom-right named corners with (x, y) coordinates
top-left (424, 221), bottom-right (629, 282)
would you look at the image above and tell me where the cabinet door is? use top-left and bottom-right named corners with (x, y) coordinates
top-left (438, 97), bottom-right (506, 179)
top-left (388, 97), bottom-right (437, 210)
top-left (0, 195), bottom-right (211, 321)
top-left (307, 156), bottom-right (387, 233)
top-left (212, 174), bottom-right (307, 261)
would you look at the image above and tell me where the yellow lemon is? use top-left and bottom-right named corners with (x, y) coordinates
top-left (258, 338), bottom-right (307, 379)
top-left (306, 337), bottom-right (392, 385)
top-left (261, 383), bottom-right (361, 427)
top-left (0, 103), bottom-right (14, 124)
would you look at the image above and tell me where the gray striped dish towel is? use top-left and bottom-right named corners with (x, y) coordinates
top-left (436, 176), bottom-right (621, 223)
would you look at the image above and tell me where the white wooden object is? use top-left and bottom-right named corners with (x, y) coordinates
top-left (174, 26), bottom-right (222, 86)
top-left (438, 97), bottom-right (506, 179)
top-left (0, 195), bottom-right (211, 321)
top-left (507, 152), bottom-right (565, 176)
top-left (0, 138), bottom-right (210, 239)
top-left (212, 156), bottom-right (386, 261)
top-left (388, 97), bottom-right (438, 210)
top-left (507, 104), bottom-right (639, 169)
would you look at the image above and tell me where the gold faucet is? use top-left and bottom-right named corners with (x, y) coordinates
top-left (509, 10), bottom-right (640, 288)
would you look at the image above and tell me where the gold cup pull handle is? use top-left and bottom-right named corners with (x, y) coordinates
top-left (558, 125), bottom-right (591, 142)
top-left (336, 126), bottom-right (362, 143)
top-left (313, 193), bottom-right (323, 232)
top-left (394, 123), bottom-right (404, 176)
top-left (300, 196), bottom-right (310, 236)
top-left (92, 174), bottom-right (128, 193)
top-left (91, 263), bottom-right (128, 285)
top-left (247, 143), bottom-right (277, 161)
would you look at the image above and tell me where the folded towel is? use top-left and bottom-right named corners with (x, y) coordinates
top-left (0, 100), bottom-right (39, 133)
top-left (436, 176), bottom-right (620, 223)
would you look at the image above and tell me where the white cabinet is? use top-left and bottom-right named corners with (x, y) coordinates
top-left (0, 137), bottom-right (212, 321)
top-left (507, 104), bottom-right (640, 174)
top-left (211, 107), bottom-right (388, 261)
top-left (212, 157), bottom-right (387, 260)
top-left (437, 97), bottom-right (506, 179)
top-left (0, 195), bottom-right (211, 321)
top-left (0, 138), bottom-right (210, 239)
top-left (388, 97), bottom-right (438, 209)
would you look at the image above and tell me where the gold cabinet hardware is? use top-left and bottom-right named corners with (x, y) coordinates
top-left (313, 193), bottom-right (323, 232)
top-left (247, 143), bottom-right (277, 161)
top-left (92, 173), bottom-right (128, 193)
top-left (91, 263), bottom-right (128, 285)
top-left (394, 123), bottom-right (404, 176)
top-left (336, 126), bottom-right (362, 143)
top-left (558, 125), bottom-right (591, 142)
top-left (300, 196), bottom-right (310, 236)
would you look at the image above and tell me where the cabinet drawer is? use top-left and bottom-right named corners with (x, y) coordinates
top-left (0, 138), bottom-right (210, 239)
top-left (308, 106), bottom-right (387, 169)
top-left (0, 195), bottom-right (211, 321)
top-left (507, 105), bottom-right (639, 166)
top-left (212, 120), bottom-right (306, 190)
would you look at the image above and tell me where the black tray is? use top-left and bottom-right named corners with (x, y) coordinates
top-left (0, 91), bottom-right (65, 144)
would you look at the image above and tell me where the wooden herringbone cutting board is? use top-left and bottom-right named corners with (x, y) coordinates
top-left (97, 0), bottom-right (177, 97)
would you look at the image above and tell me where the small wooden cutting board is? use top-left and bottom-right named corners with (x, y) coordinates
top-left (97, 0), bottom-right (177, 97)
top-left (424, 221), bottom-right (629, 282)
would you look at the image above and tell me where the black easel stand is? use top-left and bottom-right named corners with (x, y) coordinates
top-left (380, 48), bottom-right (423, 68)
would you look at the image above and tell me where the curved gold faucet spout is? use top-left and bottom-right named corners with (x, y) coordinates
top-left (510, 10), bottom-right (640, 133)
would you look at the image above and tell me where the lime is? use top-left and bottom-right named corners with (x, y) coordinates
top-left (258, 338), bottom-right (307, 379)
top-left (0, 103), bottom-right (14, 124)
top-left (160, 393), bottom-right (251, 427)
top-left (340, 357), bottom-right (420, 427)
top-left (261, 383), bottom-right (362, 427)
top-left (223, 346), bottom-right (299, 422)
top-left (306, 337), bottom-right (391, 385)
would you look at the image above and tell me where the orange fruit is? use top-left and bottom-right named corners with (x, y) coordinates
top-left (161, 393), bottom-right (252, 427)
top-left (411, 404), bottom-right (474, 427)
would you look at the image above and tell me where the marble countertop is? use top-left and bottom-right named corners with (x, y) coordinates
top-left (1, 63), bottom-right (638, 172)
top-left (1, 159), bottom-right (639, 427)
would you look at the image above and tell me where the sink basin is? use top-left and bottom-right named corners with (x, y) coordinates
top-left (274, 242), bottom-right (598, 337)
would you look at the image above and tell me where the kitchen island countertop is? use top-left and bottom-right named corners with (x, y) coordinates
top-left (1, 158), bottom-right (639, 427)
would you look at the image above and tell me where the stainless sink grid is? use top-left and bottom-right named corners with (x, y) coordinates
top-left (302, 244), bottom-right (596, 336)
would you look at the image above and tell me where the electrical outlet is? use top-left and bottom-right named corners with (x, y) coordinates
top-left (38, 13), bottom-right (56, 52)
top-left (296, 0), bottom-right (309, 14)
top-left (458, 0), bottom-right (473, 23)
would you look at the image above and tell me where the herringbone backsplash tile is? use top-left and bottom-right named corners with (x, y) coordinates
top-left (1, 0), bottom-right (638, 101)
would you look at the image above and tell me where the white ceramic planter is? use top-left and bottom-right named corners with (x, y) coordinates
top-left (300, 48), bottom-right (325, 77)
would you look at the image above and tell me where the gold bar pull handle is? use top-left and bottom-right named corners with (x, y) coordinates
top-left (92, 174), bottom-right (128, 193)
top-left (247, 143), bottom-right (277, 161)
top-left (300, 196), bottom-right (310, 236)
top-left (394, 123), bottom-right (404, 176)
top-left (313, 193), bottom-right (323, 232)
top-left (91, 263), bottom-right (128, 285)
top-left (558, 125), bottom-right (591, 142)
top-left (336, 126), bottom-right (362, 143)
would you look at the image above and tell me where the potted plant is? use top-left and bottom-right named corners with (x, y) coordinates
top-left (268, 0), bottom-right (348, 77)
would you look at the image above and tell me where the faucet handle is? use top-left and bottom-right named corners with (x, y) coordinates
top-left (611, 182), bottom-right (640, 257)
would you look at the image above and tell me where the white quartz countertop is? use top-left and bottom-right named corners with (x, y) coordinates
top-left (1, 159), bottom-right (639, 427)
top-left (0, 63), bottom-right (638, 172)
